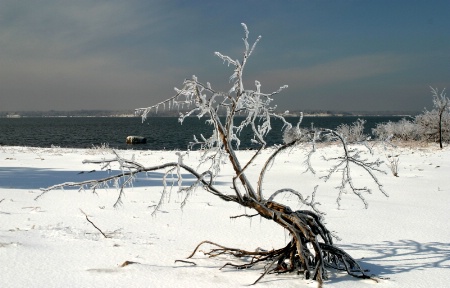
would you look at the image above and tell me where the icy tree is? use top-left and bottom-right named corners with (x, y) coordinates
top-left (38, 24), bottom-right (388, 286)
top-left (417, 87), bottom-right (449, 148)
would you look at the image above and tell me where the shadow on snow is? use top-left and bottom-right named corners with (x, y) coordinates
top-left (0, 167), bottom-right (225, 190)
top-left (336, 240), bottom-right (450, 278)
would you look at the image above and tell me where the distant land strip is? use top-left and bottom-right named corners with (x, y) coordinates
top-left (0, 109), bottom-right (420, 118)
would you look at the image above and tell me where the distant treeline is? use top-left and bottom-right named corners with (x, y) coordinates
top-left (1, 110), bottom-right (136, 117)
top-left (0, 109), bottom-right (420, 118)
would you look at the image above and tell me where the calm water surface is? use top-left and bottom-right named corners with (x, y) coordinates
top-left (0, 116), bottom-right (405, 150)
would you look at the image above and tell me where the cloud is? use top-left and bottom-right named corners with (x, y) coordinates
top-left (0, 1), bottom-right (448, 112)
top-left (0, 1), bottom-right (163, 59)
top-left (257, 53), bottom-right (408, 89)
top-left (0, 1), bottom-right (190, 111)
top-left (0, 53), bottom-right (188, 111)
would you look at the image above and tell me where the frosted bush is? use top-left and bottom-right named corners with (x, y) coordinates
top-left (282, 126), bottom-right (312, 143)
top-left (282, 114), bottom-right (315, 144)
top-left (86, 143), bottom-right (112, 155)
top-left (336, 119), bottom-right (368, 143)
top-left (373, 87), bottom-right (450, 144)
top-left (372, 118), bottom-right (421, 141)
top-left (373, 87), bottom-right (449, 145)
top-left (373, 104), bottom-right (449, 145)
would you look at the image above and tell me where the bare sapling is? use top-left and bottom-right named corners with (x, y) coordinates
top-left (37, 24), bottom-right (389, 286)
top-left (430, 87), bottom-right (449, 149)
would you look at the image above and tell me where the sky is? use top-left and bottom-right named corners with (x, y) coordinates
top-left (1, 0), bottom-right (449, 112)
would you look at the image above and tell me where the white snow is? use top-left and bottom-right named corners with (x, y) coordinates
top-left (1, 144), bottom-right (449, 287)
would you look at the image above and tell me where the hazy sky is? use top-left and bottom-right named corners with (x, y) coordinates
top-left (1, 0), bottom-right (449, 112)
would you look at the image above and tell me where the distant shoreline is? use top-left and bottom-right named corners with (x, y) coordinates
top-left (0, 110), bottom-right (419, 118)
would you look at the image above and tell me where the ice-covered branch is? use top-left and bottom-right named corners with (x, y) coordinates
top-left (319, 129), bottom-right (388, 208)
top-left (38, 153), bottom-right (237, 210)
top-left (267, 186), bottom-right (323, 216)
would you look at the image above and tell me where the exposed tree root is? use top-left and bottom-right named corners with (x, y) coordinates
top-left (186, 206), bottom-right (374, 285)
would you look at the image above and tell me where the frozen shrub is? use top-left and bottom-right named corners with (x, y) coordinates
top-left (282, 125), bottom-right (314, 144)
top-left (372, 118), bottom-right (421, 141)
top-left (336, 119), bottom-right (368, 143)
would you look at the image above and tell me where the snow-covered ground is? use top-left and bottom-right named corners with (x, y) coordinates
top-left (1, 144), bottom-right (449, 287)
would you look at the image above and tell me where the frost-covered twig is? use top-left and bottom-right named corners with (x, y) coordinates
top-left (80, 209), bottom-right (109, 238)
top-left (38, 153), bottom-right (236, 209)
top-left (268, 186), bottom-right (323, 216)
top-left (319, 129), bottom-right (387, 208)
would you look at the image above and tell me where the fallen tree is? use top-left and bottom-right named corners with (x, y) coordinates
top-left (38, 24), bottom-right (388, 286)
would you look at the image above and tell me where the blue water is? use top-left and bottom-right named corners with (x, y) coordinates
top-left (0, 116), bottom-right (404, 150)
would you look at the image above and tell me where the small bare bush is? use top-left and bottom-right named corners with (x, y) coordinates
top-left (386, 155), bottom-right (400, 177)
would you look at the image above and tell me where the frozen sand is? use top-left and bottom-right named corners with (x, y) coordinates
top-left (1, 144), bottom-right (449, 287)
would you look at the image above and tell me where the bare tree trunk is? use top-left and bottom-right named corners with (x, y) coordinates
top-left (187, 199), bottom-right (372, 285)
top-left (439, 110), bottom-right (443, 149)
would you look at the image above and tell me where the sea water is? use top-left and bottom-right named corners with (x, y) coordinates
top-left (0, 116), bottom-right (406, 150)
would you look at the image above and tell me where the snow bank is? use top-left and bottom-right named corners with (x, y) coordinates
top-left (1, 145), bottom-right (449, 287)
